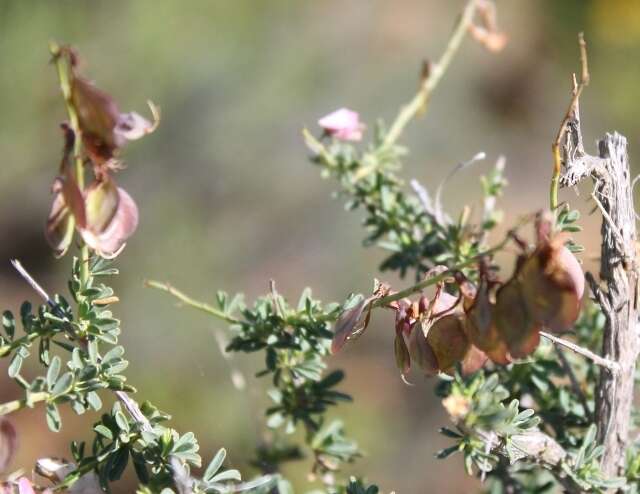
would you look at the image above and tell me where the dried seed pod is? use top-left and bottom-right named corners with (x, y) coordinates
top-left (408, 320), bottom-right (439, 376)
top-left (426, 314), bottom-right (486, 375)
top-left (430, 291), bottom-right (460, 318)
top-left (462, 278), bottom-right (510, 365)
top-left (459, 343), bottom-right (489, 375)
top-left (494, 277), bottom-right (541, 359)
top-left (394, 330), bottom-right (411, 376)
top-left (519, 237), bottom-right (584, 333)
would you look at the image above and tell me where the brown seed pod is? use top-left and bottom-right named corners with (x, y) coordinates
top-left (494, 277), bottom-right (541, 359)
top-left (426, 314), bottom-right (486, 375)
top-left (394, 330), bottom-right (411, 376)
top-left (519, 237), bottom-right (584, 334)
top-left (408, 320), bottom-right (439, 376)
top-left (462, 278), bottom-right (511, 365)
top-left (459, 343), bottom-right (489, 375)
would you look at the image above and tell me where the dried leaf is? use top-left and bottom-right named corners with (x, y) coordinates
top-left (72, 76), bottom-right (120, 161)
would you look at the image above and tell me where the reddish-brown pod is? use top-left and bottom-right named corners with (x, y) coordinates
top-left (408, 320), bottom-right (439, 375)
top-left (494, 277), bottom-right (541, 359)
top-left (519, 236), bottom-right (584, 334)
top-left (462, 279), bottom-right (511, 365)
top-left (426, 314), bottom-right (486, 375)
top-left (459, 344), bottom-right (489, 375)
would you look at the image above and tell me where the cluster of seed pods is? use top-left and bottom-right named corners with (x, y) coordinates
top-left (393, 214), bottom-right (585, 377)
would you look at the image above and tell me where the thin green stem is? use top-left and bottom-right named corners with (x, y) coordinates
top-left (50, 42), bottom-right (90, 285)
top-left (371, 236), bottom-right (509, 309)
top-left (145, 280), bottom-right (240, 324)
top-left (0, 391), bottom-right (48, 416)
top-left (0, 333), bottom-right (39, 358)
top-left (382, 0), bottom-right (478, 149)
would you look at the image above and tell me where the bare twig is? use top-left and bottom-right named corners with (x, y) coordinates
top-left (540, 331), bottom-right (618, 373)
top-left (371, 217), bottom-right (532, 309)
top-left (550, 33), bottom-right (589, 211)
top-left (10, 260), bottom-right (53, 306)
top-left (557, 81), bottom-right (638, 480)
top-left (145, 279), bottom-right (239, 324)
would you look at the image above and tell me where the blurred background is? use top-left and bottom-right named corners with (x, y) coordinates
top-left (1, 0), bottom-right (640, 492)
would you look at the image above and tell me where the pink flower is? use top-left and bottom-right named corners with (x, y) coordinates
top-left (45, 175), bottom-right (139, 259)
top-left (318, 108), bottom-right (365, 141)
top-left (17, 478), bottom-right (35, 494)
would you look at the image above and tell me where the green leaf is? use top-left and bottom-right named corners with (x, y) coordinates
top-left (94, 424), bottom-right (113, 440)
top-left (102, 345), bottom-right (125, 364)
top-left (8, 354), bottom-right (23, 378)
top-left (88, 340), bottom-right (99, 363)
top-left (46, 403), bottom-right (62, 432)
top-left (47, 356), bottom-right (61, 389)
top-left (2, 311), bottom-right (15, 340)
top-left (204, 448), bottom-right (226, 482)
top-left (115, 411), bottom-right (130, 434)
top-left (209, 469), bottom-right (241, 483)
top-left (20, 302), bottom-right (32, 328)
top-left (86, 391), bottom-right (103, 411)
top-left (107, 447), bottom-right (129, 481)
top-left (319, 370), bottom-right (344, 389)
top-left (51, 372), bottom-right (73, 396)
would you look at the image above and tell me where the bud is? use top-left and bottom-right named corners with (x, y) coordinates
top-left (318, 108), bottom-right (365, 142)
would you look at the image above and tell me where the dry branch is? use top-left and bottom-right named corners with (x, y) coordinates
top-left (559, 100), bottom-right (639, 480)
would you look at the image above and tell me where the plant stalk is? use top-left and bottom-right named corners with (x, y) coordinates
top-left (0, 391), bottom-right (48, 416)
top-left (382, 0), bottom-right (478, 149)
top-left (50, 42), bottom-right (90, 286)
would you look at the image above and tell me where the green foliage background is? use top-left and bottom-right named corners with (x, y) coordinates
top-left (1, 0), bottom-right (640, 492)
